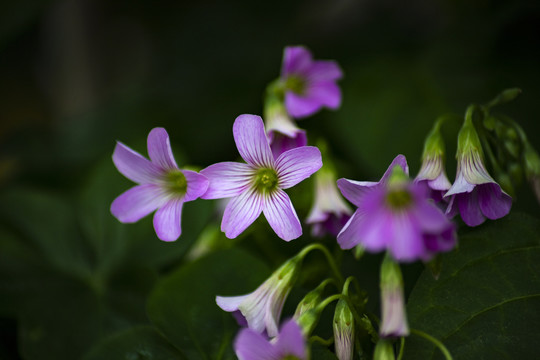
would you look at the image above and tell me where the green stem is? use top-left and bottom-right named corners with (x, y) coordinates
top-left (298, 243), bottom-right (344, 286)
top-left (410, 329), bottom-right (453, 360)
top-left (309, 335), bottom-right (334, 346)
top-left (396, 337), bottom-right (406, 360)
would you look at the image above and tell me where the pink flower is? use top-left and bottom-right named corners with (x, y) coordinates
top-left (110, 128), bottom-right (208, 241)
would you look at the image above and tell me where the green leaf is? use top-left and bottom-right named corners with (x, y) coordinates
top-left (404, 213), bottom-right (540, 359)
top-left (81, 326), bottom-right (185, 360)
top-left (147, 248), bottom-right (270, 360)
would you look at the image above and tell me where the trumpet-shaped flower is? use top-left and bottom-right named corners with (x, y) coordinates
top-left (415, 153), bottom-right (452, 203)
top-left (337, 156), bottom-right (456, 262)
top-left (306, 167), bottom-right (352, 237)
top-left (414, 121), bottom-right (451, 203)
top-left (234, 319), bottom-right (307, 360)
top-left (281, 46), bottom-right (343, 118)
top-left (110, 128), bottom-right (209, 241)
top-left (379, 255), bottom-right (408, 338)
top-left (216, 256), bottom-right (300, 337)
top-left (444, 115), bottom-right (512, 226)
top-left (201, 114), bottom-right (322, 241)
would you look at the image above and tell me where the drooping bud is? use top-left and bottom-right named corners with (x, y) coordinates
top-left (333, 299), bottom-right (355, 360)
top-left (293, 280), bottom-right (331, 319)
top-left (379, 254), bottom-right (409, 338)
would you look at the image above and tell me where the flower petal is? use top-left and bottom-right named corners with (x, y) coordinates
top-left (112, 142), bottom-right (163, 184)
top-left (263, 190), bottom-right (302, 241)
top-left (153, 198), bottom-right (184, 241)
top-left (281, 46), bottom-right (312, 77)
top-left (275, 146), bottom-right (322, 189)
top-left (275, 320), bottom-right (307, 359)
top-left (110, 184), bottom-right (167, 223)
top-left (222, 187), bottom-right (264, 238)
top-left (285, 91), bottom-right (323, 118)
top-left (457, 191), bottom-right (486, 227)
top-left (380, 154), bottom-right (409, 182)
top-left (216, 294), bottom-right (248, 312)
top-left (304, 81), bottom-right (341, 109)
top-left (477, 183), bottom-right (512, 220)
top-left (269, 131), bottom-right (307, 159)
top-left (387, 213), bottom-right (425, 262)
top-left (183, 170), bottom-right (209, 202)
top-left (147, 127), bottom-right (178, 170)
top-left (337, 210), bottom-right (365, 249)
top-left (200, 162), bottom-right (254, 199)
top-left (337, 178), bottom-right (378, 207)
top-left (306, 60), bottom-right (343, 82)
top-left (233, 114), bottom-right (274, 167)
top-left (234, 327), bottom-right (279, 360)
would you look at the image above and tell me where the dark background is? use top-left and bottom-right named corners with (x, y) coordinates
top-left (0, 0), bottom-right (539, 358)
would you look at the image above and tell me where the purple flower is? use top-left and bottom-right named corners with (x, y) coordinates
top-left (216, 256), bottom-right (300, 338)
top-left (200, 114), bottom-right (322, 241)
top-left (337, 155), bottom-right (456, 262)
top-left (234, 319), bottom-right (307, 360)
top-left (444, 116), bottom-right (512, 227)
top-left (306, 168), bottom-right (352, 237)
top-left (110, 128), bottom-right (209, 241)
top-left (281, 46), bottom-right (343, 118)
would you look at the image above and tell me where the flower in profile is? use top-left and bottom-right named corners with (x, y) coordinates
top-left (281, 46), bottom-right (343, 118)
top-left (414, 120), bottom-right (452, 203)
top-left (337, 156), bottom-right (456, 262)
top-left (444, 112), bottom-right (512, 226)
top-left (216, 256), bottom-right (301, 337)
top-left (306, 165), bottom-right (352, 237)
top-left (200, 114), bottom-right (322, 241)
top-left (379, 254), bottom-right (408, 338)
top-left (234, 319), bottom-right (307, 360)
top-left (264, 93), bottom-right (307, 158)
top-left (110, 128), bottom-right (209, 241)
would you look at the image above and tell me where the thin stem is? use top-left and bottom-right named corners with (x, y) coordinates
top-left (298, 243), bottom-right (344, 286)
top-left (410, 329), bottom-right (453, 360)
top-left (396, 337), bottom-right (406, 360)
top-left (309, 335), bottom-right (334, 346)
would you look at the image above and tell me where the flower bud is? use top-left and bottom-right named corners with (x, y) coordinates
top-left (333, 299), bottom-right (355, 360)
top-left (379, 255), bottom-right (409, 338)
top-left (373, 339), bottom-right (396, 360)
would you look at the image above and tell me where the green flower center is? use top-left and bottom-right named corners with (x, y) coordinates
top-left (166, 170), bottom-right (187, 195)
top-left (282, 356), bottom-right (301, 360)
top-left (285, 75), bottom-right (307, 95)
top-left (385, 189), bottom-right (412, 209)
top-left (254, 168), bottom-right (279, 194)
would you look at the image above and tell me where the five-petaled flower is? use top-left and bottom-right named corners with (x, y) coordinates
top-left (200, 114), bottom-right (322, 241)
top-left (110, 128), bottom-right (209, 241)
top-left (234, 319), bottom-right (307, 360)
top-left (444, 114), bottom-right (512, 226)
top-left (281, 46), bottom-right (343, 119)
top-left (337, 155), bottom-right (456, 262)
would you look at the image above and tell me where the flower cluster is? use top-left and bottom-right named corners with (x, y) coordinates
top-left (108, 45), bottom-right (529, 360)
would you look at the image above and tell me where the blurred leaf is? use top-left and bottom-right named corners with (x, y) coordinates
top-left (404, 212), bottom-right (540, 359)
top-left (310, 342), bottom-right (338, 359)
top-left (0, 188), bottom-right (92, 277)
top-left (0, 228), bottom-right (51, 316)
top-left (81, 326), bottom-right (185, 360)
top-left (147, 248), bottom-right (270, 360)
